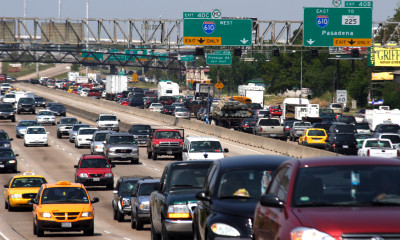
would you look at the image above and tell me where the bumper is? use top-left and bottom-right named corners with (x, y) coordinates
top-left (37, 119), bottom-right (55, 124)
top-left (154, 147), bottom-right (182, 156)
top-left (262, 133), bottom-right (285, 138)
top-left (164, 219), bottom-right (193, 237)
top-left (0, 162), bottom-right (17, 171)
top-left (37, 219), bottom-right (93, 232)
top-left (0, 114), bottom-right (15, 119)
top-left (335, 148), bottom-right (358, 155)
top-left (107, 152), bottom-right (139, 161)
top-left (17, 107), bottom-right (35, 112)
top-left (9, 198), bottom-right (31, 208)
top-left (25, 140), bottom-right (48, 145)
top-left (76, 177), bottom-right (113, 186)
top-left (91, 147), bottom-right (104, 154)
top-left (305, 143), bottom-right (325, 148)
top-left (76, 140), bottom-right (91, 146)
top-left (98, 126), bottom-right (119, 131)
top-left (137, 210), bottom-right (150, 219)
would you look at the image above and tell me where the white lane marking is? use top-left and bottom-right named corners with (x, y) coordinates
top-left (20, 159), bottom-right (24, 162)
top-left (123, 238), bottom-right (131, 240)
top-left (62, 148), bottom-right (65, 151)
top-left (50, 140), bottom-right (54, 143)
top-left (104, 230), bottom-right (111, 234)
top-left (68, 153), bottom-right (72, 155)
top-left (26, 164), bottom-right (30, 167)
top-left (154, 169), bottom-right (161, 172)
top-left (0, 232), bottom-right (10, 240)
top-left (56, 145), bottom-right (60, 147)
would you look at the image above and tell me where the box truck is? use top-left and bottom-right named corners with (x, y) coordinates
top-left (105, 75), bottom-right (128, 100)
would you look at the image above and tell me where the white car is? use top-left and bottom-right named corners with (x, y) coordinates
top-left (182, 136), bottom-right (229, 161)
top-left (80, 88), bottom-right (90, 97)
top-left (36, 110), bottom-right (56, 125)
top-left (0, 83), bottom-right (12, 91)
top-left (24, 126), bottom-right (48, 147)
top-left (75, 127), bottom-right (98, 148)
top-left (148, 103), bottom-right (163, 113)
top-left (3, 93), bottom-right (16, 103)
top-left (96, 114), bottom-right (119, 131)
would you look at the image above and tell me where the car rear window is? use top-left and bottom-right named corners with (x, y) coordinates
top-left (294, 122), bottom-right (312, 127)
top-left (335, 134), bottom-right (356, 142)
top-left (259, 119), bottom-right (280, 126)
top-left (381, 135), bottom-right (400, 144)
top-left (334, 125), bottom-right (356, 133)
top-left (308, 130), bottom-right (326, 136)
top-left (355, 123), bottom-right (370, 130)
top-left (380, 125), bottom-right (400, 133)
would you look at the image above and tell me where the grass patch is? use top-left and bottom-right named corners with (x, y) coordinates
top-left (2, 63), bottom-right (55, 79)
top-left (52, 72), bottom-right (68, 79)
top-left (128, 82), bottom-right (157, 89)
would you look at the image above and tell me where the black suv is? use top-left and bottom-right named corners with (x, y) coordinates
top-left (16, 97), bottom-right (36, 114)
top-left (0, 130), bottom-right (13, 148)
top-left (112, 175), bottom-right (153, 222)
top-left (325, 133), bottom-right (358, 155)
top-left (0, 103), bottom-right (15, 122)
top-left (0, 147), bottom-right (18, 172)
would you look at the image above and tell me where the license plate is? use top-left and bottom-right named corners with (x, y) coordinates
top-left (167, 151), bottom-right (172, 155)
top-left (0, 165), bottom-right (4, 168)
top-left (270, 134), bottom-right (276, 137)
top-left (61, 222), bottom-right (72, 228)
top-left (93, 178), bottom-right (100, 181)
top-left (343, 145), bottom-right (348, 148)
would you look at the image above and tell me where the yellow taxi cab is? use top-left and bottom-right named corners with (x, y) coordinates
top-left (298, 128), bottom-right (327, 148)
top-left (30, 181), bottom-right (99, 237)
top-left (3, 171), bottom-right (47, 211)
top-left (67, 86), bottom-right (77, 93)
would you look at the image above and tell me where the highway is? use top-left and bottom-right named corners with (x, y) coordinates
top-left (0, 82), bottom-right (278, 240)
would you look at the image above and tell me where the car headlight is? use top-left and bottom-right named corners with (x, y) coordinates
top-left (4, 143), bottom-right (10, 147)
top-left (81, 211), bottom-right (93, 217)
top-left (211, 223), bottom-right (240, 237)
top-left (8, 160), bottom-right (16, 164)
top-left (10, 194), bottom-right (22, 199)
top-left (79, 173), bottom-right (88, 178)
top-left (139, 202), bottom-right (150, 210)
top-left (108, 148), bottom-right (115, 153)
top-left (40, 212), bottom-right (52, 218)
top-left (122, 198), bottom-right (130, 206)
top-left (105, 173), bottom-right (113, 177)
top-left (290, 227), bottom-right (335, 240)
top-left (167, 204), bottom-right (191, 219)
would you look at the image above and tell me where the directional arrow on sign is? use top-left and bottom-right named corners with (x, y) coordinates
top-left (198, 38), bottom-right (205, 44)
top-left (240, 38), bottom-right (248, 44)
top-left (307, 39), bottom-right (315, 45)
top-left (348, 39), bottom-right (356, 45)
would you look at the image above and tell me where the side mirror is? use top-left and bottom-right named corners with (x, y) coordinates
top-left (259, 194), bottom-right (285, 208)
top-left (28, 198), bottom-right (38, 205)
top-left (118, 120), bottom-right (120, 122)
top-left (195, 191), bottom-right (211, 202)
top-left (111, 164), bottom-right (115, 168)
top-left (15, 154), bottom-right (19, 157)
top-left (57, 122), bottom-right (60, 124)
top-left (73, 165), bottom-right (78, 168)
top-left (79, 121), bottom-right (82, 124)
top-left (9, 138), bottom-right (13, 141)
top-left (182, 148), bottom-right (188, 152)
top-left (224, 148), bottom-right (229, 153)
top-left (4, 184), bottom-right (8, 188)
top-left (113, 190), bottom-right (118, 194)
top-left (91, 197), bottom-right (99, 203)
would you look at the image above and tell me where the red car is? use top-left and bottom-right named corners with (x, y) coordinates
top-left (253, 156), bottom-right (400, 240)
top-left (74, 154), bottom-right (115, 190)
top-left (121, 98), bottom-right (130, 106)
top-left (269, 106), bottom-right (282, 117)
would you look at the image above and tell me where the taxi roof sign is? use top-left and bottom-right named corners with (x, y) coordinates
top-left (56, 181), bottom-right (71, 186)
top-left (23, 171), bottom-right (35, 176)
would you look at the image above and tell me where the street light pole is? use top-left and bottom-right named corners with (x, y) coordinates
top-left (58, 0), bottom-right (62, 20)
top-left (300, 50), bottom-right (303, 104)
top-left (85, 0), bottom-right (89, 77)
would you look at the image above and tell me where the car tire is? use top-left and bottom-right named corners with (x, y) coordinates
top-left (57, 132), bottom-right (61, 139)
top-left (36, 223), bottom-right (44, 237)
top-left (113, 208), bottom-right (118, 220)
top-left (33, 221), bottom-right (37, 235)
top-left (117, 209), bottom-right (124, 222)
top-left (151, 219), bottom-right (161, 240)
top-left (131, 215), bottom-right (137, 229)
top-left (131, 159), bottom-right (139, 164)
top-left (83, 225), bottom-right (94, 236)
top-left (152, 152), bottom-right (157, 160)
top-left (12, 167), bottom-right (17, 173)
top-left (136, 211), bottom-right (143, 230)
top-left (52, 122), bottom-right (55, 125)
top-left (16, 110), bottom-right (20, 114)
top-left (161, 221), bottom-right (171, 240)
top-left (4, 201), bottom-right (8, 209)
top-left (106, 183), bottom-right (113, 190)
top-left (147, 151), bottom-right (152, 159)
top-left (11, 117), bottom-right (15, 122)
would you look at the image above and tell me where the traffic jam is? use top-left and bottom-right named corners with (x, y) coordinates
top-left (0, 72), bottom-right (399, 240)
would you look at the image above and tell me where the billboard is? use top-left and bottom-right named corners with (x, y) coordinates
top-left (368, 44), bottom-right (400, 67)
top-left (371, 72), bottom-right (394, 81)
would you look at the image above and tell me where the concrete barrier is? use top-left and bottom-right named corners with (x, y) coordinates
top-left (15, 83), bottom-right (337, 158)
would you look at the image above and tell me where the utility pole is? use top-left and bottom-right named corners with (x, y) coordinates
top-left (85, 0), bottom-right (89, 77)
top-left (58, 0), bottom-right (62, 20)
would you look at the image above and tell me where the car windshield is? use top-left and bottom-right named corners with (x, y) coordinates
top-left (365, 140), bottom-right (392, 148)
top-left (72, 125), bottom-right (89, 131)
top-left (80, 158), bottom-right (110, 168)
top-left (0, 149), bottom-right (15, 157)
top-left (109, 136), bottom-right (135, 144)
top-left (130, 125), bottom-right (151, 133)
top-left (355, 123), bottom-right (370, 130)
top-left (5, 94), bottom-right (15, 98)
top-left (381, 135), bottom-right (400, 144)
top-left (41, 187), bottom-right (89, 204)
top-left (79, 129), bottom-right (97, 135)
top-left (99, 115), bottom-right (117, 121)
top-left (138, 183), bottom-right (157, 195)
top-left (313, 123), bottom-right (332, 132)
top-left (308, 130), bottom-right (326, 136)
top-left (19, 98), bottom-right (35, 104)
top-left (380, 125), bottom-right (400, 133)
top-left (51, 105), bottom-right (65, 110)
top-left (0, 104), bottom-right (13, 111)
top-left (155, 131), bottom-right (181, 139)
top-left (11, 177), bottom-right (47, 188)
top-left (94, 133), bottom-right (108, 141)
top-left (218, 169), bottom-right (275, 199)
top-left (169, 164), bottom-right (211, 190)
top-left (60, 118), bottom-right (78, 124)
top-left (18, 121), bottom-right (38, 127)
top-left (27, 128), bottom-right (46, 134)
top-left (189, 141), bottom-right (222, 152)
top-left (243, 119), bottom-right (256, 125)
top-left (293, 165), bottom-right (400, 207)
top-left (38, 111), bottom-right (54, 116)
top-left (119, 181), bottom-right (137, 193)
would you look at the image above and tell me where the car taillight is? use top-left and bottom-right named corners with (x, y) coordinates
top-left (164, 110), bottom-right (167, 112)
top-left (285, 126), bottom-right (290, 130)
top-left (243, 124), bottom-right (249, 128)
top-left (260, 127), bottom-right (263, 132)
top-left (332, 143), bottom-right (336, 149)
top-left (397, 150), bottom-right (400, 157)
top-left (367, 149), bottom-right (370, 156)
top-left (150, 108), bottom-right (153, 110)
top-left (305, 136), bottom-right (307, 141)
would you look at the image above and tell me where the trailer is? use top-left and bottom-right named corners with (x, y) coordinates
top-left (282, 98), bottom-right (310, 122)
top-left (238, 84), bottom-right (265, 107)
top-left (105, 75), bottom-right (128, 100)
top-left (364, 109), bottom-right (400, 130)
top-left (158, 80), bottom-right (179, 99)
top-left (294, 104), bottom-right (322, 124)
top-left (195, 83), bottom-right (214, 99)
top-left (209, 100), bottom-right (251, 129)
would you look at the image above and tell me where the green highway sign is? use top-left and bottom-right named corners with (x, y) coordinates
top-left (180, 55), bottom-right (194, 62)
top-left (215, 50), bottom-right (231, 55)
top-left (183, 18), bottom-right (252, 46)
top-left (81, 50), bottom-right (104, 61)
top-left (303, 7), bottom-right (372, 47)
top-left (345, 1), bottom-right (373, 8)
top-left (149, 52), bottom-right (168, 61)
top-left (183, 12), bottom-right (211, 19)
top-left (125, 49), bottom-right (148, 61)
top-left (206, 53), bottom-right (232, 65)
top-left (109, 49), bottom-right (125, 61)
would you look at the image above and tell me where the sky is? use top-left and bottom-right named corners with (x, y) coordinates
top-left (1, 0), bottom-right (398, 22)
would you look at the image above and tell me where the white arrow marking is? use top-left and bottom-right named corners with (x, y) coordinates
top-left (307, 39), bottom-right (315, 45)
top-left (240, 38), bottom-right (248, 44)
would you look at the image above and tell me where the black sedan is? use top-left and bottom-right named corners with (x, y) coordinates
top-left (0, 147), bottom-right (18, 173)
top-left (47, 103), bottom-right (66, 116)
top-left (34, 96), bottom-right (46, 107)
top-left (192, 155), bottom-right (291, 240)
top-left (238, 118), bottom-right (256, 133)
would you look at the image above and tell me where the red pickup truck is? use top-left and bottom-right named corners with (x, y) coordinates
top-left (146, 129), bottom-right (184, 160)
top-left (87, 89), bottom-right (101, 98)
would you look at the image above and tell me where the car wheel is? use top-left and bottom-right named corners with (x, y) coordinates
top-left (69, 138), bottom-right (72, 143)
top-left (16, 110), bottom-right (20, 114)
top-left (106, 183), bottom-right (113, 190)
top-left (16, 134), bottom-right (19, 139)
top-left (33, 221), bottom-right (37, 235)
top-left (147, 151), bottom-right (152, 159)
top-left (113, 208), bottom-right (118, 220)
top-left (83, 225), bottom-right (94, 236)
top-left (57, 132), bottom-right (61, 139)
top-left (4, 201), bottom-right (8, 209)
top-left (24, 142), bottom-right (27, 147)
top-left (131, 159), bottom-right (139, 164)
top-left (136, 211), bottom-right (144, 230)
top-left (161, 221), bottom-right (171, 240)
top-left (11, 117), bottom-right (15, 122)
top-left (52, 122), bottom-right (55, 125)
top-left (117, 209), bottom-right (124, 222)
top-left (131, 214), bottom-right (137, 229)
top-left (152, 152), bottom-right (157, 160)
top-left (151, 219), bottom-right (161, 240)
top-left (36, 222), bottom-right (44, 237)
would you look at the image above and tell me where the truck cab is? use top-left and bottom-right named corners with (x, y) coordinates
top-left (147, 129), bottom-right (184, 160)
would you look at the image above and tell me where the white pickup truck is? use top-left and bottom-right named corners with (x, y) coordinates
top-left (253, 118), bottom-right (285, 140)
top-left (358, 138), bottom-right (399, 158)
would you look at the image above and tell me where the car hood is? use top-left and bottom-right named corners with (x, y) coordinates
top-left (39, 204), bottom-right (92, 213)
top-left (211, 199), bottom-right (258, 218)
top-left (0, 156), bottom-right (16, 161)
top-left (108, 144), bottom-right (136, 148)
top-left (78, 168), bottom-right (112, 174)
top-left (187, 152), bottom-right (224, 160)
top-left (8, 187), bottom-right (40, 194)
top-left (293, 207), bottom-right (400, 236)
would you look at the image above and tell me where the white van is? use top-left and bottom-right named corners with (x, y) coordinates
top-left (182, 136), bottom-right (228, 161)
